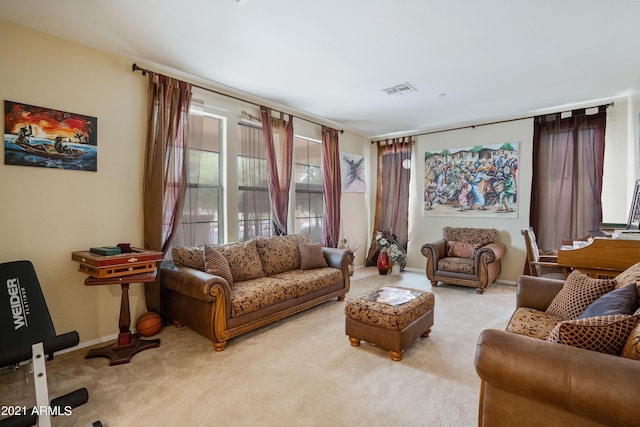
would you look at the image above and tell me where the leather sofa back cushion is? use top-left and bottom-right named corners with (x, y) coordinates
top-left (171, 245), bottom-right (204, 270)
top-left (204, 245), bottom-right (234, 285)
top-left (548, 314), bottom-right (639, 355)
top-left (215, 240), bottom-right (265, 283)
top-left (447, 241), bottom-right (480, 258)
top-left (546, 271), bottom-right (616, 320)
top-left (255, 235), bottom-right (309, 275)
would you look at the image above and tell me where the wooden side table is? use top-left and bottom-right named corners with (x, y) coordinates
top-left (83, 272), bottom-right (160, 366)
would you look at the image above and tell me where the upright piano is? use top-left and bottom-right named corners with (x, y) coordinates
top-left (557, 237), bottom-right (640, 278)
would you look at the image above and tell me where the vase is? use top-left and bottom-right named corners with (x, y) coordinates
top-left (391, 263), bottom-right (401, 276)
top-left (377, 249), bottom-right (389, 275)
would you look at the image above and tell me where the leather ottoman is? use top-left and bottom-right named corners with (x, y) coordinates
top-left (345, 285), bottom-right (435, 361)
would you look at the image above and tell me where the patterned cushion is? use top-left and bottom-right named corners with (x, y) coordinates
top-left (204, 245), bottom-right (234, 284)
top-left (546, 271), bottom-right (616, 320)
top-left (271, 268), bottom-right (343, 298)
top-left (215, 240), bottom-right (264, 283)
top-left (614, 261), bottom-right (640, 297)
top-left (438, 257), bottom-right (474, 274)
top-left (171, 245), bottom-right (204, 270)
top-left (505, 307), bottom-right (564, 340)
top-left (447, 241), bottom-right (480, 258)
top-left (228, 268), bottom-right (343, 318)
top-left (622, 322), bottom-right (640, 360)
top-left (254, 235), bottom-right (308, 276)
top-left (578, 284), bottom-right (639, 319)
top-left (548, 314), bottom-right (639, 355)
top-left (442, 227), bottom-right (499, 246)
top-left (229, 277), bottom-right (295, 317)
top-left (345, 286), bottom-right (435, 331)
top-left (299, 242), bottom-right (328, 270)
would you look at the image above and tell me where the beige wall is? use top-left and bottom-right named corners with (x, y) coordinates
top-left (0, 21), bottom-right (148, 344)
top-left (389, 100), bottom-right (631, 283)
top-left (0, 21), bottom-right (370, 345)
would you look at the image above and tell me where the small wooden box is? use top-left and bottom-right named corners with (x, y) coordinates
top-left (72, 248), bottom-right (163, 278)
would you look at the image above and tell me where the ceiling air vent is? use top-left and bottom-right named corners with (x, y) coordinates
top-left (382, 83), bottom-right (417, 96)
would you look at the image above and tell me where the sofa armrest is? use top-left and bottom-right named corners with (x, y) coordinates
top-left (420, 239), bottom-right (447, 261)
top-left (160, 265), bottom-right (231, 303)
top-left (476, 242), bottom-right (507, 262)
top-left (322, 247), bottom-right (352, 270)
top-left (516, 275), bottom-right (565, 310)
top-left (475, 329), bottom-right (640, 427)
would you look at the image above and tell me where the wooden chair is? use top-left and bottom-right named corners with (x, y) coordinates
top-left (521, 227), bottom-right (566, 280)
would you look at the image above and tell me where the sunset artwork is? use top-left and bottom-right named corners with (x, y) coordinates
top-left (4, 100), bottom-right (97, 171)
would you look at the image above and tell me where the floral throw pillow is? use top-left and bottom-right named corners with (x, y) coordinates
top-left (171, 245), bottom-right (204, 270)
top-left (215, 240), bottom-right (265, 283)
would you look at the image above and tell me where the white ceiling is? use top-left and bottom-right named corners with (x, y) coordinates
top-left (2, 0), bottom-right (640, 138)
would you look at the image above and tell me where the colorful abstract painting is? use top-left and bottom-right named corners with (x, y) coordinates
top-left (4, 100), bottom-right (97, 171)
top-left (341, 152), bottom-right (366, 192)
top-left (424, 142), bottom-right (519, 217)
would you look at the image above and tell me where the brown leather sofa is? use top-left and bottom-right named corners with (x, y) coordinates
top-left (420, 227), bottom-right (506, 293)
top-left (161, 235), bottom-right (352, 351)
top-left (475, 329), bottom-right (640, 427)
top-left (475, 272), bottom-right (640, 426)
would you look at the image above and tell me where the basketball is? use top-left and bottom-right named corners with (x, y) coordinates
top-left (136, 311), bottom-right (162, 337)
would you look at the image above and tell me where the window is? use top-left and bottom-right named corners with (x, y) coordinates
top-left (173, 101), bottom-right (223, 247)
top-left (238, 122), bottom-right (272, 241)
top-left (294, 136), bottom-right (323, 242)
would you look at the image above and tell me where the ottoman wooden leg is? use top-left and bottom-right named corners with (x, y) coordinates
top-left (421, 328), bottom-right (432, 337)
top-left (389, 350), bottom-right (403, 361)
top-left (349, 336), bottom-right (361, 347)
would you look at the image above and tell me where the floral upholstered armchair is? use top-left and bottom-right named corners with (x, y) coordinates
top-left (420, 227), bottom-right (507, 294)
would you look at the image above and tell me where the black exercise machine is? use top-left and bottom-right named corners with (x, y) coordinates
top-left (0, 260), bottom-right (100, 427)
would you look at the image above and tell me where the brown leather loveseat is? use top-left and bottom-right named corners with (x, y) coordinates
top-left (475, 265), bottom-right (640, 426)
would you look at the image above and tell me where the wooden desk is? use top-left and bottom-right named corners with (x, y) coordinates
top-left (557, 238), bottom-right (640, 278)
top-left (83, 272), bottom-right (160, 366)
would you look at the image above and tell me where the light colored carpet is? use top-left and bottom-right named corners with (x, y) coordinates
top-left (0, 268), bottom-right (515, 427)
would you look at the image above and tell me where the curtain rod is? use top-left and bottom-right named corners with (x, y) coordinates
top-left (371, 101), bottom-right (614, 143)
top-left (132, 63), bottom-right (343, 134)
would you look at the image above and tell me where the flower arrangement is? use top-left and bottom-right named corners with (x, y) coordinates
top-left (375, 232), bottom-right (407, 266)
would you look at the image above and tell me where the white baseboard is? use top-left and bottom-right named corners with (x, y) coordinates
top-left (58, 333), bottom-right (119, 355)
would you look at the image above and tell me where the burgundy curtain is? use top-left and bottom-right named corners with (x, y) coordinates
top-left (143, 73), bottom-right (192, 312)
top-left (261, 106), bottom-right (294, 235)
top-left (530, 107), bottom-right (607, 252)
top-left (373, 137), bottom-right (413, 250)
top-left (322, 126), bottom-right (341, 247)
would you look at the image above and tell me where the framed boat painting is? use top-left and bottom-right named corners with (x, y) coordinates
top-left (4, 100), bottom-right (97, 171)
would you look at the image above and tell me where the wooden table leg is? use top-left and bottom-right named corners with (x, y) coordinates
top-left (85, 275), bottom-right (160, 366)
top-left (117, 283), bottom-right (132, 348)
